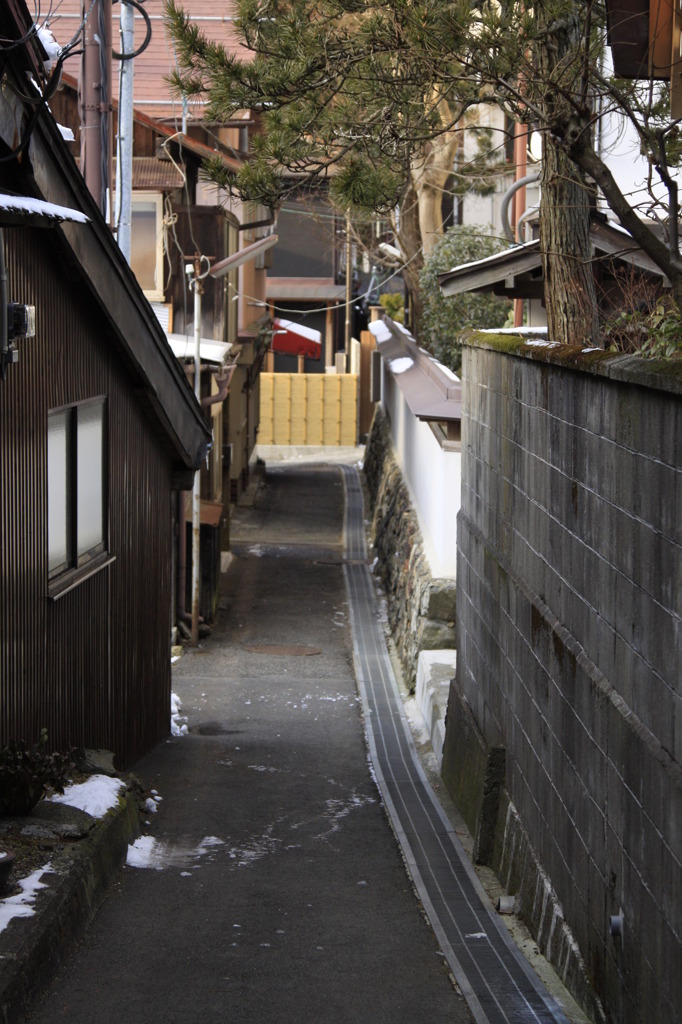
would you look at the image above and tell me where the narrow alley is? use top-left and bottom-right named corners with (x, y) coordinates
top-left (23, 457), bottom-right (576, 1024)
top-left (24, 460), bottom-right (472, 1024)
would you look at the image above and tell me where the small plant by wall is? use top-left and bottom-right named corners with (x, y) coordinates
top-left (0, 731), bottom-right (76, 816)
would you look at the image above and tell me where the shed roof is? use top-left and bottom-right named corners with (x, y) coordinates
top-left (113, 157), bottom-right (186, 192)
top-left (266, 277), bottom-right (346, 302)
top-left (438, 217), bottom-right (669, 298)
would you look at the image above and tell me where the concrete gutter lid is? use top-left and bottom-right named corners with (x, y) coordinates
top-left (369, 317), bottom-right (462, 422)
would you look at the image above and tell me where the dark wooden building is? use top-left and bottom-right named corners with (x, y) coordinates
top-left (0, 3), bottom-right (211, 768)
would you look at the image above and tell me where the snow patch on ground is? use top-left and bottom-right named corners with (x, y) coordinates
top-left (403, 697), bottom-right (430, 745)
top-left (126, 835), bottom-right (224, 871)
top-left (171, 692), bottom-right (188, 736)
top-left (227, 826), bottom-right (281, 867)
top-left (48, 775), bottom-right (125, 818)
top-left (0, 865), bottom-right (53, 933)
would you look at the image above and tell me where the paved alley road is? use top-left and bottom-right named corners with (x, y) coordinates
top-left (25, 462), bottom-right (473, 1024)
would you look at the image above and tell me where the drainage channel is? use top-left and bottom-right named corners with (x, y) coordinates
top-left (341, 465), bottom-right (570, 1024)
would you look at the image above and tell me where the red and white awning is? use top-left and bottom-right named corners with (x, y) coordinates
top-left (271, 318), bottom-right (321, 359)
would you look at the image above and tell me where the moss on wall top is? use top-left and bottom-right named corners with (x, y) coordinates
top-left (460, 330), bottom-right (682, 396)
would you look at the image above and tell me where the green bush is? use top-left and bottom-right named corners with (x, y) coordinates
top-left (378, 292), bottom-right (405, 324)
top-left (603, 297), bottom-right (682, 359)
top-left (0, 731), bottom-right (76, 816)
top-left (420, 226), bottom-right (511, 373)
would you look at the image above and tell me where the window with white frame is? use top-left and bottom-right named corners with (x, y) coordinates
top-left (48, 399), bottom-right (106, 580)
top-left (131, 192), bottom-right (164, 300)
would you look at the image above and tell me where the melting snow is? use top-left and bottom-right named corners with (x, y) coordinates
top-left (48, 775), bottom-right (125, 818)
top-left (0, 865), bottom-right (53, 933)
top-left (388, 357), bottom-right (414, 374)
top-left (37, 26), bottom-right (62, 66)
top-left (171, 692), bottom-right (188, 736)
top-left (127, 835), bottom-right (224, 871)
top-left (0, 193), bottom-right (88, 223)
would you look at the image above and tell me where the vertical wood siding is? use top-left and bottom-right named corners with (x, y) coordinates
top-left (0, 225), bottom-right (174, 767)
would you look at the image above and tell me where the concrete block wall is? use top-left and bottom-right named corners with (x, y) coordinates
top-left (450, 335), bottom-right (681, 1024)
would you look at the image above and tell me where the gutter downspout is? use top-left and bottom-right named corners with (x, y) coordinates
top-left (500, 173), bottom-right (541, 243)
top-left (0, 229), bottom-right (7, 379)
top-left (200, 363), bottom-right (236, 407)
top-left (177, 490), bottom-right (187, 623)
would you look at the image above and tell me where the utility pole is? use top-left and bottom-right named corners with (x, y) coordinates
top-left (344, 211), bottom-right (352, 371)
top-left (190, 256), bottom-right (204, 647)
top-left (81, 0), bottom-right (113, 219)
top-left (116, 1), bottom-right (134, 260)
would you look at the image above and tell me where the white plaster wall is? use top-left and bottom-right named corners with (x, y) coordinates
top-left (381, 365), bottom-right (460, 578)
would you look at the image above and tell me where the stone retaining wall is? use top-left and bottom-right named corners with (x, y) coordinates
top-left (363, 409), bottom-right (457, 689)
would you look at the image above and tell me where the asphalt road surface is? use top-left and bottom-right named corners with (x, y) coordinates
top-left (25, 462), bottom-right (473, 1024)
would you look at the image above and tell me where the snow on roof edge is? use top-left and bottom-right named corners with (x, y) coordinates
top-left (0, 193), bottom-right (89, 223)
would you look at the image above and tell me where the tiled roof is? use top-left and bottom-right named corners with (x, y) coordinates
top-left (52, 0), bottom-right (250, 124)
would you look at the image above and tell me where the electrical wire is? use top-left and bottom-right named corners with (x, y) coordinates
top-left (225, 244), bottom-right (424, 322)
top-left (0, 0), bottom-right (49, 52)
top-left (111, 0), bottom-right (151, 62)
top-left (0, 43), bottom-right (77, 161)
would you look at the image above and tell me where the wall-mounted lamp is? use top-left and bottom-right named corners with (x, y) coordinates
top-left (1, 301), bottom-right (36, 375)
top-left (0, 228), bottom-right (36, 379)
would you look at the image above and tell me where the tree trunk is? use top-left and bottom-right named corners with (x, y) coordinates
top-left (394, 182), bottom-right (425, 336)
top-left (411, 130), bottom-right (461, 257)
top-left (534, 2), bottom-right (600, 345)
top-left (540, 136), bottom-right (600, 344)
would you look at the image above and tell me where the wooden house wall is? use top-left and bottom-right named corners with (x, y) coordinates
top-left (0, 225), bottom-right (174, 768)
top-left (168, 206), bottom-right (232, 340)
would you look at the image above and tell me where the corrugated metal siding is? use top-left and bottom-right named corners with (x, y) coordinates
top-left (0, 224), bottom-right (175, 767)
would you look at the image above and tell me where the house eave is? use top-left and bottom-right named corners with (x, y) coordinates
top-left (21, 104), bottom-right (211, 471)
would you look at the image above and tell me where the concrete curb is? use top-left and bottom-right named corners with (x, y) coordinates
top-left (0, 783), bottom-right (140, 1024)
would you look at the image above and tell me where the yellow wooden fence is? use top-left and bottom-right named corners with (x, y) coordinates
top-left (259, 373), bottom-right (358, 446)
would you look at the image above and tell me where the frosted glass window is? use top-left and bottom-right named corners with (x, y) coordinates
top-left (77, 403), bottom-right (104, 558)
top-left (47, 400), bottom-right (106, 579)
top-left (47, 410), bottom-right (71, 573)
top-left (131, 193), bottom-right (163, 298)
